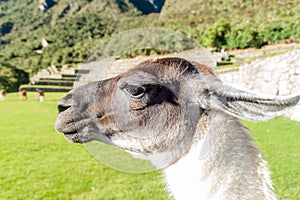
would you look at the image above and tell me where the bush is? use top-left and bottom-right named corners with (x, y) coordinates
top-left (200, 20), bottom-right (231, 49)
top-left (226, 26), bottom-right (266, 49)
top-left (263, 25), bottom-right (284, 42)
top-left (0, 62), bottom-right (29, 92)
top-left (200, 21), bottom-right (296, 49)
top-left (0, 21), bottom-right (13, 36)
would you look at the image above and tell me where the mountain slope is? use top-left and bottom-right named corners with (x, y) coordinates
top-left (0, 0), bottom-right (300, 91)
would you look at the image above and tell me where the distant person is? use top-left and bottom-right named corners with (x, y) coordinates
top-left (19, 90), bottom-right (27, 100)
top-left (220, 48), bottom-right (229, 61)
top-left (0, 89), bottom-right (6, 101)
top-left (36, 89), bottom-right (45, 102)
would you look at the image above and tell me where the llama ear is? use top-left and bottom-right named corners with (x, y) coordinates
top-left (208, 85), bottom-right (300, 121)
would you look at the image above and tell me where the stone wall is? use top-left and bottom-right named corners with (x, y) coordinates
top-left (219, 50), bottom-right (300, 121)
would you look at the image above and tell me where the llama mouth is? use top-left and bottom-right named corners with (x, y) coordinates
top-left (63, 131), bottom-right (86, 143)
top-left (62, 126), bottom-right (93, 143)
top-left (55, 112), bottom-right (117, 144)
top-left (55, 116), bottom-right (101, 143)
top-left (55, 116), bottom-right (97, 133)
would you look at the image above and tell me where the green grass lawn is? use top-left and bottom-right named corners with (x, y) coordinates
top-left (0, 92), bottom-right (299, 199)
top-left (244, 119), bottom-right (300, 200)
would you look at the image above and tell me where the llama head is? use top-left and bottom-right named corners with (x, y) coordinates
top-left (55, 57), bottom-right (300, 167)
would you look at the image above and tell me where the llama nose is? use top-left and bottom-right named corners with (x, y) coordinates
top-left (57, 91), bottom-right (73, 113)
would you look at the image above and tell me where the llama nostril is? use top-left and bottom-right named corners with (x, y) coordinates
top-left (57, 90), bottom-right (74, 113)
top-left (58, 104), bottom-right (71, 113)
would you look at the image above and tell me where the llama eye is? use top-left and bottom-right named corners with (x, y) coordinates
top-left (125, 85), bottom-right (146, 98)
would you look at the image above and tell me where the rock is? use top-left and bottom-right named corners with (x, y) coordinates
top-left (278, 80), bottom-right (291, 95)
top-left (295, 66), bottom-right (300, 75)
top-left (41, 38), bottom-right (49, 48)
top-left (290, 75), bottom-right (300, 84)
top-left (262, 71), bottom-right (272, 82)
top-left (259, 84), bottom-right (277, 95)
top-left (272, 69), bottom-right (283, 81)
top-left (279, 73), bottom-right (290, 81)
top-left (286, 105), bottom-right (300, 122)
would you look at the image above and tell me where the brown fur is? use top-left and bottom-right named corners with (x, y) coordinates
top-left (0, 89), bottom-right (6, 100)
top-left (0, 89), bottom-right (6, 95)
top-left (191, 62), bottom-right (220, 81)
top-left (36, 89), bottom-right (44, 97)
top-left (19, 90), bottom-right (27, 100)
top-left (135, 57), bottom-right (218, 80)
top-left (36, 89), bottom-right (45, 102)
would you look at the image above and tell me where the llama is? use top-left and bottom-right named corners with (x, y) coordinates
top-left (0, 89), bottom-right (6, 101)
top-left (55, 58), bottom-right (300, 200)
top-left (19, 90), bottom-right (27, 100)
top-left (36, 89), bottom-right (45, 102)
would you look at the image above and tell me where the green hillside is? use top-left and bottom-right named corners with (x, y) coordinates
top-left (1, 0), bottom-right (300, 91)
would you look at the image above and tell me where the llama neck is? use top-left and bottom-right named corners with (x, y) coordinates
top-left (163, 111), bottom-right (277, 200)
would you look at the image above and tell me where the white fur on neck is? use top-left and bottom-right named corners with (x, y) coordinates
top-left (162, 137), bottom-right (276, 200)
top-left (129, 150), bottom-right (181, 169)
top-left (163, 139), bottom-right (214, 200)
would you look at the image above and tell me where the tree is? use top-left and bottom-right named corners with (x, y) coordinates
top-left (0, 62), bottom-right (29, 92)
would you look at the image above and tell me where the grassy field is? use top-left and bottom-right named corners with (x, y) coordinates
top-left (0, 92), bottom-right (299, 199)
